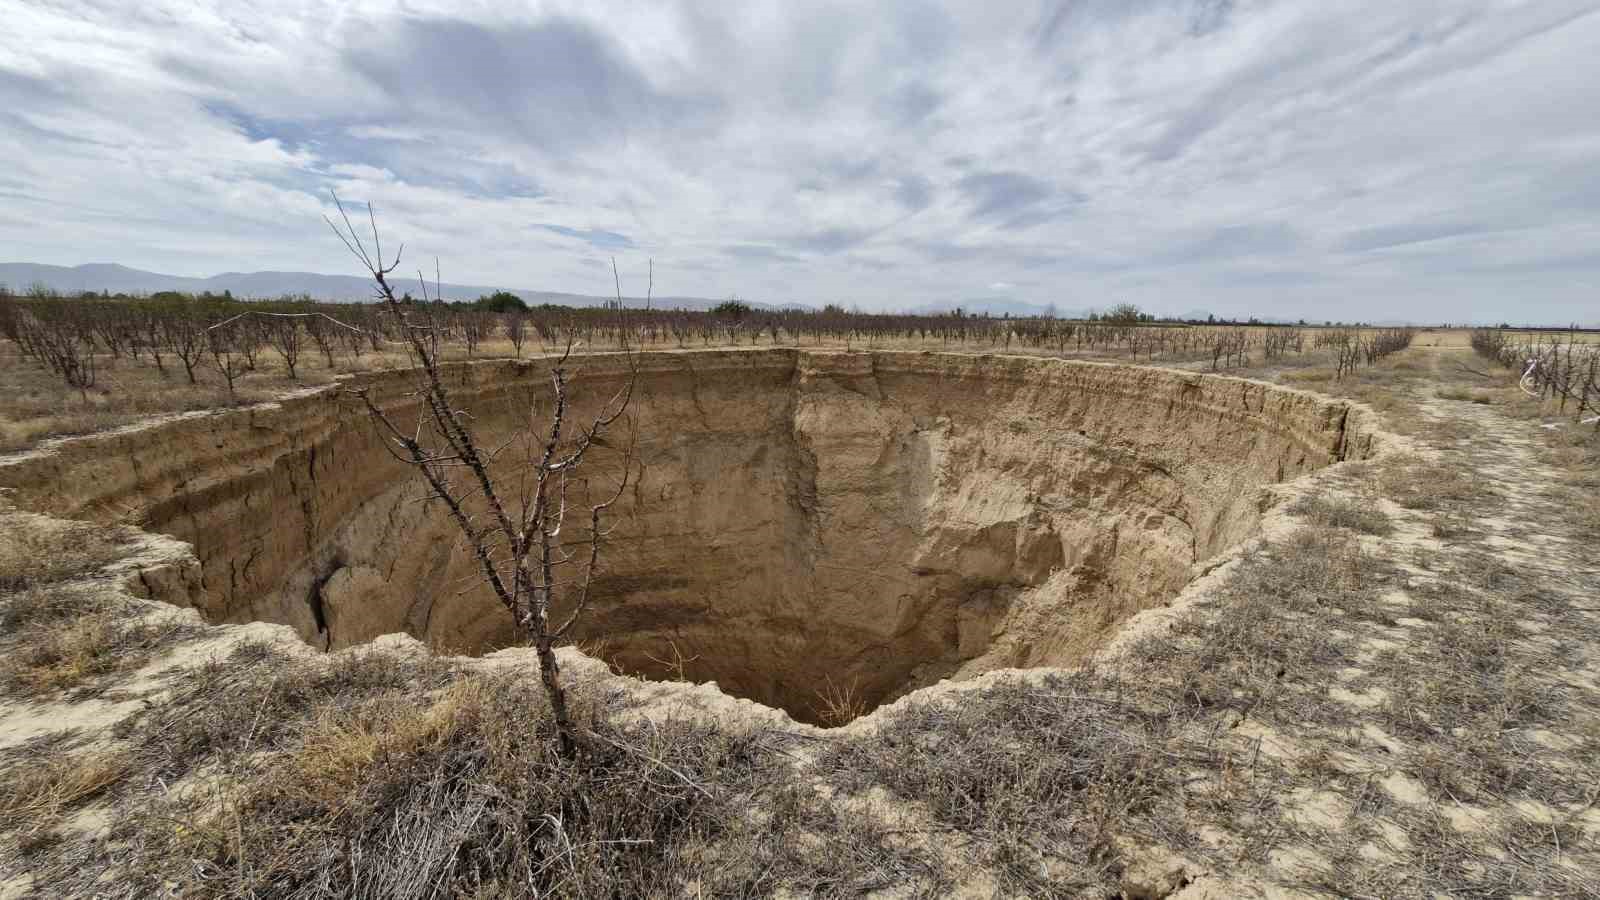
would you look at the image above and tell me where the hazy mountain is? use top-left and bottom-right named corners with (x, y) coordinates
top-left (0, 262), bottom-right (804, 312)
top-left (903, 297), bottom-right (1090, 319)
top-left (1, 262), bottom-right (1098, 318)
top-left (3, 262), bottom-right (1411, 322)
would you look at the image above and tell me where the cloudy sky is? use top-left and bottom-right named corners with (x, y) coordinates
top-left (3, 1), bottom-right (1598, 322)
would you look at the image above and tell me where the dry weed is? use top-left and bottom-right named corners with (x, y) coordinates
top-left (1376, 454), bottom-right (1496, 511)
top-left (1280, 367), bottom-right (1335, 385)
top-left (812, 675), bottom-right (867, 727)
top-left (1429, 509), bottom-right (1474, 538)
top-left (0, 741), bottom-right (129, 837)
top-left (119, 641), bottom-right (457, 778)
top-left (1288, 493), bottom-right (1393, 535)
top-left (111, 666), bottom-right (852, 898)
top-left (0, 514), bottom-right (138, 593)
top-left (6, 638), bottom-right (944, 897)
top-left (0, 584), bottom-right (111, 630)
top-left (1436, 385), bottom-right (1493, 404)
top-left (823, 672), bottom-right (1177, 895)
top-left (0, 588), bottom-right (193, 698)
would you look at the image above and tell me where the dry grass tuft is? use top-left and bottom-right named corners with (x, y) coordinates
top-left (0, 603), bottom-right (191, 698)
top-left (0, 744), bottom-right (129, 836)
top-left (1141, 524), bottom-right (1390, 719)
top-left (0, 514), bottom-right (139, 594)
top-left (286, 683), bottom-right (476, 798)
top-left (2, 610), bottom-right (125, 694)
top-left (1376, 454), bottom-right (1497, 511)
top-left (6, 640), bottom-right (943, 897)
top-left (0, 584), bottom-right (112, 631)
top-left (1288, 493), bottom-right (1394, 535)
top-left (1430, 509), bottom-right (1474, 538)
top-left (1280, 367), bottom-right (1334, 385)
top-left (813, 675), bottom-right (867, 727)
top-left (1436, 385), bottom-right (1493, 404)
top-left (0, 585), bottom-right (194, 698)
top-left (110, 663), bottom-right (860, 898)
top-left (117, 641), bottom-right (458, 778)
top-left (823, 672), bottom-right (1176, 895)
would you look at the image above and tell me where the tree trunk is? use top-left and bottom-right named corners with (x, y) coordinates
top-left (535, 634), bottom-right (575, 758)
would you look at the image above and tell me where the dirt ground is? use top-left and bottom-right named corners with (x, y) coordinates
top-left (1144, 339), bottom-right (1600, 896)
top-left (1, 334), bottom-right (1597, 897)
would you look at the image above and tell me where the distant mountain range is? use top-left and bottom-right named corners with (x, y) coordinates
top-left (0, 262), bottom-right (1114, 319)
top-left (9, 263), bottom-right (1595, 328)
top-left (0, 262), bottom-right (805, 313)
top-left (4, 262), bottom-right (1416, 324)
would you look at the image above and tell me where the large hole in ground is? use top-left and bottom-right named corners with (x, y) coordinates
top-left (7, 350), bottom-right (1375, 725)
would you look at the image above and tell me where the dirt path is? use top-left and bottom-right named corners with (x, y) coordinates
top-left (1220, 345), bottom-right (1600, 896)
top-left (1411, 345), bottom-right (1597, 589)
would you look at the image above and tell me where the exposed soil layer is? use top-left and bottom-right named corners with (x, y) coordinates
top-left (0, 349), bottom-right (1379, 722)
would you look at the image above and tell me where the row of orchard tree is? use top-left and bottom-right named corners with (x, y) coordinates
top-left (1312, 327), bottom-right (1419, 379)
top-left (1473, 329), bottom-right (1600, 428)
top-left (2, 287), bottom-right (380, 396)
top-left (3, 282), bottom-right (1418, 399)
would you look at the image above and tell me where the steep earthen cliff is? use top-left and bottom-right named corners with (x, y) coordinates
top-left (0, 349), bottom-right (1380, 721)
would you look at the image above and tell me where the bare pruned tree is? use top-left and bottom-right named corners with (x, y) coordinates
top-left (166, 312), bottom-right (207, 384)
top-left (265, 315), bottom-right (305, 380)
top-left (206, 317), bottom-right (248, 399)
top-left (504, 309), bottom-right (529, 358)
top-left (327, 196), bottom-right (638, 757)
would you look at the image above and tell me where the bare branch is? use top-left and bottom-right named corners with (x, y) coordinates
top-left (336, 193), bottom-right (641, 758)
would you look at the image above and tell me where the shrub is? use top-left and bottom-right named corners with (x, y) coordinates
top-left (471, 290), bottom-right (528, 313)
top-left (1288, 493), bottom-right (1393, 535)
top-left (711, 298), bottom-right (752, 320)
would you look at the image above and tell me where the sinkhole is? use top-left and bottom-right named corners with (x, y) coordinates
top-left (10, 349), bottom-right (1375, 725)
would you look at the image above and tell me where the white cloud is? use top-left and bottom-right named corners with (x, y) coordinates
top-left (2, 0), bottom-right (1598, 323)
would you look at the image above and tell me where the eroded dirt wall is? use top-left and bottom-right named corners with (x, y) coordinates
top-left (0, 350), bottom-right (1378, 720)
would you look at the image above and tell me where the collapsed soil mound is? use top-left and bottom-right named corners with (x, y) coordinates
top-left (1, 350), bottom-right (1377, 723)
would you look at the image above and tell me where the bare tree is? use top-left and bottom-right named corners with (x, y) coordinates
top-left (461, 309), bottom-right (485, 356)
top-left (265, 316), bottom-right (305, 380)
top-left (18, 303), bottom-right (98, 399)
top-left (166, 313), bottom-right (207, 384)
top-left (307, 315), bottom-right (339, 368)
top-left (218, 316), bottom-right (259, 370)
top-left (328, 197), bottom-right (638, 757)
top-left (207, 318), bottom-right (248, 399)
top-left (504, 310), bottom-right (528, 358)
top-left (139, 309), bottom-right (168, 373)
